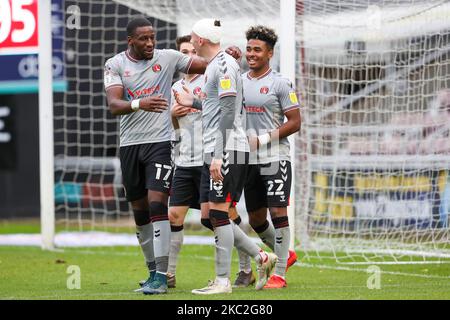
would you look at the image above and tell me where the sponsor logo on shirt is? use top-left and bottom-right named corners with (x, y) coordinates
top-left (244, 106), bottom-right (265, 113)
top-left (127, 85), bottom-right (161, 98)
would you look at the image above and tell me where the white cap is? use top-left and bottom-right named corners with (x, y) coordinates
top-left (192, 19), bottom-right (222, 44)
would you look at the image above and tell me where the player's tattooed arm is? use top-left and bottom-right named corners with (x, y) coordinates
top-left (106, 87), bottom-right (168, 115)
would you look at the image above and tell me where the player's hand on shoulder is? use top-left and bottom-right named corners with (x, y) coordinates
top-left (173, 86), bottom-right (194, 107)
top-left (139, 94), bottom-right (168, 113)
top-left (172, 103), bottom-right (191, 118)
top-left (225, 46), bottom-right (242, 62)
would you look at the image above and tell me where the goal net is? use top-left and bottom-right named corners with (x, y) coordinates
top-left (294, 0), bottom-right (450, 263)
top-left (51, 0), bottom-right (450, 262)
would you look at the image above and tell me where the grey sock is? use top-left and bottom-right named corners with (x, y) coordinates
top-left (235, 223), bottom-right (252, 273)
top-left (231, 222), bottom-right (260, 260)
top-left (136, 223), bottom-right (155, 272)
top-left (274, 226), bottom-right (290, 277)
top-left (257, 222), bottom-right (275, 251)
top-left (168, 229), bottom-right (183, 275)
top-left (152, 220), bottom-right (171, 273)
top-left (214, 224), bottom-right (234, 278)
top-left (238, 250), bottom-right (252, 273)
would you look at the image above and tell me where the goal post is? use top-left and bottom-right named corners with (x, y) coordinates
top-left (280, 0), bottom-right (298, 250)
top-left (39, 0), bottom-right (55, 250)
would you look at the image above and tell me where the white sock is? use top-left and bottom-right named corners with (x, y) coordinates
top-left (215, 276), bottom-right (230, 286)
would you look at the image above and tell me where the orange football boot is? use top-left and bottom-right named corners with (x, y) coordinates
top-left (286, 250), bottom-right (298, 271)
top-left (263, 274), bottom-right (287, 289)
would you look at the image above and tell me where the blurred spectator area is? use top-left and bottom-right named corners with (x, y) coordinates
top-left (343, 89), bottom-right (450, 155)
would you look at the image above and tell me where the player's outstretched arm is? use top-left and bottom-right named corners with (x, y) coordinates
top-left (186, 47), bottom-right (242, 75)
top-left (106, 87), bottom-right (168, 116)
top-left (187, 56), bottom-right (208, 74)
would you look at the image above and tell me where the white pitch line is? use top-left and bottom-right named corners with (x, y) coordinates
top-left (339, 261), bottom-right (450, 265)
top-left (298, 262), bottom-right (450, 280)
top-left (68, 249), bottom-right (139, 256)
top-left (2, 259), bottom-right (449, 300)
top-left (1, 292), bottom-right (145, 300)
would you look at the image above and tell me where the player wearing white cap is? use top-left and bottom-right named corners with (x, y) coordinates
top-left (167, 35), bottom-right (251, 289)
top-left (174, 19), bottom-right (277, 295)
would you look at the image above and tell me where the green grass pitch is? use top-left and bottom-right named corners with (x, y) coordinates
top-left (1, 243), bottom-right (450, 300)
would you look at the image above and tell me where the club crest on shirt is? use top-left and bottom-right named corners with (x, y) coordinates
top-left (193, 86), bottom-right (202, 96)
top-left (289, 91), bottom-right (298, 104)
top-left (152, 64), bottom-right (162, 72)
top-left (219, 75), bottom-right (231, 90)
top-left (260, 86), bottom-right (269, 94)
top-left (124, 70), bottom-right (131, 77)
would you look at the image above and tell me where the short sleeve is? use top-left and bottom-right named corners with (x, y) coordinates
top-left (104, 58), bottom-right (123, 90)
top-left (218, 59), bottom-right (238, 98)
top-left (276, 78), bottom-right (300, 113)
top-left (166, 49), bottom-right (193, 74)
